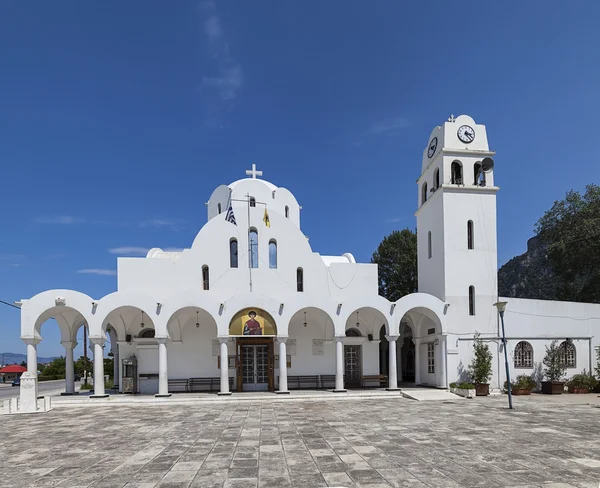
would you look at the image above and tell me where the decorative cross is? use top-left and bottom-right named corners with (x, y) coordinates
top-left (448, 114), bottom-right (455, 122)
top-left (245, 164), bottom-right (263, 179)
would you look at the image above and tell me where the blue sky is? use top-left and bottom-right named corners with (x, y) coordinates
top-left (1, 1), bottom-right (599, 358)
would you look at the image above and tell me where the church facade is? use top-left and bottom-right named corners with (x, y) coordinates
top-left (18, 115), bottom-right (600, 397)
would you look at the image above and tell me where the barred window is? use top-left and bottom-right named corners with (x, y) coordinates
top-left (427, 343), bottom-right (435, 374)
top-left (560, 341), bottom-right (576, 368)
top-left (514, 341), bottom-right (533, 368)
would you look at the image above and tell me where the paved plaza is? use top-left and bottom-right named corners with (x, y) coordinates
top-left (1, 395), bottom-right (599, 488)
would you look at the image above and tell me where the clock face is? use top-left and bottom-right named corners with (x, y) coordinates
top-left (427, 137), bottom-right (438, 158)
top-left (457, 125), bottom-right (475, 143)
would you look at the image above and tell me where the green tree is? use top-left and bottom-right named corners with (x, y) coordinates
top-left (469, 334), bottom-right (493, 384)
top-left (535, 184), bottom-right (600, 303)
top-left (75, 356), bottom-right (92, 376)
top-left (104, 357), bottom-right (114, 379)
top-left (42, 356), bottom-right (66, 378)
top-left (543, 340), bottom-right (567, 382)
top-left (371, 229), bottom-right (418, 301)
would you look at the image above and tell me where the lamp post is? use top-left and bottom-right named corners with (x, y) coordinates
top-left (494, 301), bottom-right (513, 410)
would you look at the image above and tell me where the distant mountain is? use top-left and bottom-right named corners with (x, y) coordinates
top-left (498, 236), bottom-right (561, 300)
top-left (0, 352), bottom-right (57, 365)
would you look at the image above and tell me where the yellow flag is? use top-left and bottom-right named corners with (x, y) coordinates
top-left (263, 208), bottom-right (271, 227)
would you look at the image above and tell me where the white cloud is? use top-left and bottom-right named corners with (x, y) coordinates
top-left (77, 269), bottom-right (117, 276)
top-left (138, 219), bottom-right (186, 231)
top-left (369, 117), bottom-right (411, 135)
top-left (108, 246), bottom-right (150, 256)
top-left (33, 215), bottom-right (85, 224)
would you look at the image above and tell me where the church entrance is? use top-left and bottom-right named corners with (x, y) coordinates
top-left (344, 345), bottom-right (362, 388)
top-left (236, 338), bottom-right (274, 391)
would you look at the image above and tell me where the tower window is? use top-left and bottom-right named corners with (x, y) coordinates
top-left (421, 183), bottom-right (428, 205)
top-left (474, 162), bottom-right (486, 187)
top-left (451, 161), bottom-right (463, 185)
top-left (230, 239), bottom-right (238, 268)
top-left (202, 265), bottom-right (210, 290)
top-left (428, 231), bottom-right (432, 259)
top-left (297, 267), bottom-right (304, 292)
top-left (468, 286), bottom-right (475, 315)
top-left (269, 240), bottom-right (277, 269)
top-left (285, 205), bottom-right (289, 218)
top-left (467, 220), bottom-right (474, 250)
top-left (249, 229), bottom-right (258, 268)
top-left (217, 203), bottom-right (222, 214)
top-left (433, 168), bottom-right (440, 190)
top-left (250, 197), bottom-right (256, 207)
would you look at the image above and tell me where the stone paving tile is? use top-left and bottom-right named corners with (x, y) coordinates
top-left (2, 396), bottom-right (600, 488)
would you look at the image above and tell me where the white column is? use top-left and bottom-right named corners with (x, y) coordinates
top-left (113, 345), bottom-right (119, 390)
top-left (334, 336), bottom-right (346, 392)
top-left (276, 338), bottom-right (289, 394)
top-left (90, 338), bottom-right (108, 398)
top-left (218, 338), bottom-right (231, 395)
top-left (386, 335), bottom-right (400, 390)
top-left (413, 338), bottom-right (421, 385)
top-left (439, 335), bottom-right (447, 388)
top-left (397, 338), bottom-right (403, 383)
top-left (25, 339), bottom-right (40, 375)
top-left (23, 338), bottom-right (40, 403)
top-left (155, 338), bottom-right (171, 397)
top-left (61, 341), bottom-right (76, 395)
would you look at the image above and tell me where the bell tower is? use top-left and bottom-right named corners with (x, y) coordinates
top-left (415, 114), bottom-right (499, 335)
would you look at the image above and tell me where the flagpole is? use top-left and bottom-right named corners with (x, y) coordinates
top-left (247, 193), bottom-right (252, 293)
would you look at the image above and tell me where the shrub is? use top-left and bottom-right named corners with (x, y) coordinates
top-left (469, 333), bottom-right (493, 384)
top-left (79, 383), bottom-right (93, 390)
top-left (543, 340), bottom-right (567, 382)
top-left (566, 374), bottom-right (598, 390)
top-left (504, 374), bottom-right (536, 391)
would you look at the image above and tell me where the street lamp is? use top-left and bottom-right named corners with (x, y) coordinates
top-left (494, 301), bottom-right (513, 410)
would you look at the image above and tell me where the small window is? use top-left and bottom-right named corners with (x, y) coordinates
top-left (468, 286), bottom-right (475, 315)
top-left (285, 206), bottom-right (289, 218)
top-left (427, 343), bottom-right (435, 373)
top-left (422, 183), bottom-right (428, 205)
top-left (249, 229), bottom-right (258, 268)
top-left (514, 341), bottom-right (533, 368)
top-left (296, 267), bottom-right (303, 292)
top-left (560, 341), bottom-right (576, 368)
top-left (249, 197), bottom-right (256, 207)
top-left (474, 163), bottom-right (486, 186)
top-left (433, 168), bottom-right (440, 190)
top-left (428, 231), bottom-right (432, 259)
top-left (467, 220), bottom-right (474, 250)
top-left (202, 265), bottom-right (209, 290)
top-left (139, 328), bottom-right (155, 339)
top-left (451, 161), bottom-right (463, 185)
top-left (230, 239), bottom-right (238, 268)
top-left (346, 328), bottom-right (361, 337)
top-left (269, 240), bottom-right (277, 269)
top-left (217, 203), bottom-right (222, 214)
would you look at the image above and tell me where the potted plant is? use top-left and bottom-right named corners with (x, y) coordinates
top-left (594, 347), bottom-right (600, 393)
top-left (469, 334), bottom-right (493, 396)
top-left (541, 340), bottom-right (566, 394)
top-left (504, 375), bottom-right (536, 395)
top-left (565, 373), bottom-right (598, 394)
top-left (449, 382), bottom-right (476, 399)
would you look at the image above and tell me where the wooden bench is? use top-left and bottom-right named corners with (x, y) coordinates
top-left (188, 377), bottom-right (235, 392)
top-left (319, 374), bottom-right (336, 389)
top-left (168, 379), bottom-right (190, 393)
top-left (283, 375), bottom-right (320, 390)
top-left (361, 375), bottom-right (388, 388)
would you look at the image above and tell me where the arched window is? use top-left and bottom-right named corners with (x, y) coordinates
top-left (139, 328), bottom-right (155, 339)
top-left (560, 340), bottom-right (576, 368)
top-left (422, 183), bottom-right (428, 205)
top-left (269, 240), bottom-right (277, 269)
top-left (249, 229), bottom-right (258, 268)
top-left (346, 328), bottom-right (361, 337)
top-left (433, 168), bottom-right (440, 190)
top-left (467, 220), bottom-right (474, 250)
top-left (468, 286), bottom-right (475, 315)
top-left (230, 239), bottom-right (238, 268)
top-left (249, 197), bottom-right (256, 207)
top-left (428, 231), bottom-right (432, 259)
top-left (451, 161), bottom-right (463, 185)
top-left (514, 341), bottom-right (533, 368)
top-left (217, 203), bottom-right (222, 214)
top-left (296, 267), bottom-right (304, 292)
top-left (202, 265), bottom-right (209, 290)
top-left (285, 206), bottom-right (289, 218)
top-left (474, 162), bottom-right (486, 186)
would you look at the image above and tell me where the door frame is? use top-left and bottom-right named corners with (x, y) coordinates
top-left (236, 337), bottom-right (274, 392)
top-left (344, 344), bottom-right (362, 388)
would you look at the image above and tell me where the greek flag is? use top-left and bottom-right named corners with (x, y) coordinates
top-left (225, 195), bottom-right (237, 226)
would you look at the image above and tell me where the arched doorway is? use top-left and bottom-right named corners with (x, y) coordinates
top-left (400, 322), bottom-right (415, 383)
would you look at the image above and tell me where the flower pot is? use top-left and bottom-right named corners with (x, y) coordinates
top-left (510, 388), bottom-right (531, 396)
top-left (475, 383), bottom-right (489, 396)
top-left (450, 387), bottom-right (476, 399)
top-left (541, 381), bottom-right (565, 394)
top-left (568, 387), bottom-right (589, 394)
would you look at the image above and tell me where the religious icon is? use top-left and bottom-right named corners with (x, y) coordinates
top-left (243, 310), bottom-right (262, 335)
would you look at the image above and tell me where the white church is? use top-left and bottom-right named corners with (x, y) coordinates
top-left (18, 115), bottom-right (600, 398)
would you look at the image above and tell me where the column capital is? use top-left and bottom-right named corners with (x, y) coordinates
top-left (218, 336), bottom-right (230, 344)
top-left (22, 337), bottom-right (41, 346)
top-left (334, 336), bottom-right (346, 343)
top-left (61, 341), bottom-right (77, 349)
top-left (277, 336), bottom-right (289, 343)
top-left (385, 335), bottom-right (400, 342)
top-left (412, 337), bottom-right (421, 345)
top-left (89, 337), bottom-right (106, 346)
top-left (156, 337), bottom-right (169, 345)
